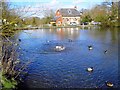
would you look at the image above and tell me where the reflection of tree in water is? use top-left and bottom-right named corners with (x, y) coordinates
top-left (84, 27), bottom-right (118, 44)
top-left (109, 28), bottom-right (118, 44)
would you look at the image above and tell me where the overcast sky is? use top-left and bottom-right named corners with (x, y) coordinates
top-left (8, 0), bottom-right (106, 18)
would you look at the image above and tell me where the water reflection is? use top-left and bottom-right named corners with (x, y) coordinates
top-left (55, 28), bottom-right (80, 40)
top-left (18, 27), bottom-right (118, 44)
top-left (17, 27), bottom-right (119, 88)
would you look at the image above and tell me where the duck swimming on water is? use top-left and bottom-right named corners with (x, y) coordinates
top-left (86, 67), bottom-right (93, 72)
top-left (47, 40), bottom-right (50, 43)
top-left (88, 45), bottom-right (93, 50)
top-left (18, 39), bottom-right (21, 42)
top-left (105, 81), bottom-right (114, 87)
top-left (54, 45), bottom-right (65, 52)
top-left (104, 50), bottom-right (108, 54)
top-left (68, 39), bottom-right (73, 42)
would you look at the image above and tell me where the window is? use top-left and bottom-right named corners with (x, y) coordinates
top-left (74, 18), bottom-right (77, 21)
top-left (58, 21), bottom-right (61, 24)
top-left (66, 18), bottom-right (69, 21)
top-left (68, 9), bottom-right (72, 14)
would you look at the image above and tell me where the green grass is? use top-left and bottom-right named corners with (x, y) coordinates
top-left (1, 75), bottom-right (17, 89)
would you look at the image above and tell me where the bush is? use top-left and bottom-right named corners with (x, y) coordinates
top-left (52, 23), bottom-right (56, 26)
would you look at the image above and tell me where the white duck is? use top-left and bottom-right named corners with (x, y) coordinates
top-left (87, 67), bottom-right (93, 72)
top-left (54, 45), bottom-right (65, 51)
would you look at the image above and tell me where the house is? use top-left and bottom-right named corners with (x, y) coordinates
top-left (55, 6), bottom-right (81, 26)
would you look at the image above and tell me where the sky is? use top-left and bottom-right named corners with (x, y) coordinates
top-left (7, 0), bottom-right (106, 18)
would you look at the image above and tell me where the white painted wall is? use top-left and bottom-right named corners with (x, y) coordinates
top-left (62, 17), bottom-right (80, 25)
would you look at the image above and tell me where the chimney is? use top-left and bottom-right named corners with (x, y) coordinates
top-left (74, 6), bottom-right (77, 9)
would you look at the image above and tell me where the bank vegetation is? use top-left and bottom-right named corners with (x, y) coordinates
top-left (81, 2), bottom-right (119, 27)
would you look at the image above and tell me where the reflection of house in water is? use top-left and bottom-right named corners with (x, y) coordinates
top-left (55, 6), bottom-right (81, 26)
top-left (40, 28), bottom-right (80, 40)
top-left (56, 28), bottom-right (80, 40)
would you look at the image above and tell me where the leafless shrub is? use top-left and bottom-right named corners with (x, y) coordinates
top-left (1, 36), bottom-right (31, 84)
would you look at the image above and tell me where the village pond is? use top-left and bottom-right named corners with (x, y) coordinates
top-left (16, 27), bottom-right (119, 88)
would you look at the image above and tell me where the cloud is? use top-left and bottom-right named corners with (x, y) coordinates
top-left (73, 0), bottom-right (104, 4)
top-left (45, 0), bottom-right (61, 10)
top-left (10, 0), bottom-right (104, 18)
top-left (73, 0), bottom-right (84, 4)
top-left (50, 0), bottom-right (59, 5)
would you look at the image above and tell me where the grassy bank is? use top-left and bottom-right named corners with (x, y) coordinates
top-left (1, 74), bottom-right (17, 89)
top-left (11, 25), bottom-right (97, 30)
top-left (1, 24), bottom-right (119, 31)
top-left (11, 24), bottom-right (120, 30)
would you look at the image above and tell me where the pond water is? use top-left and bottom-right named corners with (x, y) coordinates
top-left (16, 27), bottom-right (119, 88)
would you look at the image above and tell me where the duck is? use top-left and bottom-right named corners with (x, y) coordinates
top-left (15, 43), bottom-right (18, 46)
top-left (68, 39), bottom-right (73, 42)
top-left (18, 39), bottom-right (21, 42)
top-left (54, 45), bottom-right (65, 51)
top-left (88, 45), bottom-right (93, 50)
top-left (47, 40), bottom-right (50, 43)
top-left (45, 40), bottom-right (51, 45)
top-left (106, 81), bottom-right (114, 87)
top-left (87, 67), bottom-right (93, 72)
top-left (104, 50), bottom-right (108, 54)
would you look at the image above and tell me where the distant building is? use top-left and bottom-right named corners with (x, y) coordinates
top-left (55, 6), bottom-right (81, 26)
top-left (50, 18), bottom-right (56, 26)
